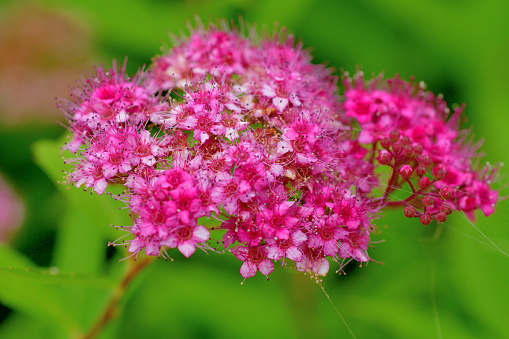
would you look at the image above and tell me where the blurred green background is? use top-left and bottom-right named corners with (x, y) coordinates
top-left (0, 0), bottom-right (508, 338)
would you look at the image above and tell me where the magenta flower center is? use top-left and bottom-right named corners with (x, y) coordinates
top-left (247, 246), bottom-right (264, 263)
top-left (135, 144), bottom-right (151, 157)
top-left (318, 226), bottom-right (334, 241)
top-left (109, 153), bottom-right (123, 165)
top-left (178, 226), bottom-right (193, 241)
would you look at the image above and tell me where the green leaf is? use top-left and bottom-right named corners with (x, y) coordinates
top-left (0, 244), bottom-right (80, 335)
top-left (32, 137), bottom-right (131, 273)
top-left (32, 137), bottom-right (132, 332)
top-left (0, 266), bottom-right (114, 289)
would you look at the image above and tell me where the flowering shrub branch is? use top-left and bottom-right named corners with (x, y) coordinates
top-left (58, 21), bottom-right (500, 280)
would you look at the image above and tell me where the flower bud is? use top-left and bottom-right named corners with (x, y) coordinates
top-left (432, 165), bottom-right (446, 180)
top-left (440, 187), bottom-right (454, 200)
top-left (419, 154), bottom-right (431, 166)
top-left (440, 202), bottom-right (452, 215)
top-left (412, 144), bottom-right (423, 156)
top-left (402, 145), bottom-right (413, 158)
top-left (435, 211), bottom-right (447, 223)
top-left (420, 214), bottom-right (432, 225)
top-left (418, 176), bottom-right (430, 189)
top-left (380, 138), bottom-right (391, 149)
top-left (400, 135), bottom-right (411, 146)
top-left (377, 150), bottom-right (392, 165)
top-left (399, 165), bottom-right (413, 179)
top-left (389, 130), bottom-right (400, 143)
top-left (422, 196), bottom-right (434, 207)
top-left (415, 165), bottom-right (427, 177)
top-left (404, 206), bottom-right (416, 218)
top-left (392, 143), bottom-right (402, 153)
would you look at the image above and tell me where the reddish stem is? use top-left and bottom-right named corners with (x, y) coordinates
top-left (81, 256), bottom-right (154, 339)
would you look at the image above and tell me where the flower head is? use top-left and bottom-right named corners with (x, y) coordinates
top-left (60, 21), bottom-right (501, 280)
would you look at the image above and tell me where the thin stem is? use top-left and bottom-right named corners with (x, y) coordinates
top-left (81, 256), bottom-right (154, 339)
top-left (381, 164), bottom-right (398, 203)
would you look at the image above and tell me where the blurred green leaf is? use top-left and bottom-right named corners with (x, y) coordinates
top-left (0, 245), bottom-right (80, 335)
top-left (32, 137), bottom-right (131, 272)
top-left (32, 137), bottom-right (131, 333)
top-left (0, 266), bottom-right (114, 289)
top-left (0, 313), bottom-right (63, 339)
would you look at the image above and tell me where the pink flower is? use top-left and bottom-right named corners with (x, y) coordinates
top-left (60, 21), bottom-right (501, 281)
top-left (162, 223), bottom-right (210, 258)
top-left (266, 230), bottom-right (307, 261)
top-left (231, 245), bottom-right (274, 279)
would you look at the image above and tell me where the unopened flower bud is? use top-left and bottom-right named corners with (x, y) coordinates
top-left (432, 165), bottom-right (446, 180)
top-left (440, 202), bottom-right (452, 215)
top-left (418, 176), bottom-right (430, 189)
top-left (440, 187), bottom-right (454, 200)
top-left (380, 138), bottom-right (391, 149)
top-left (399, 165), bottom-right (413, 179)
top-left (419, 154), bottom-right (431, 166)
top-left (422, 196), bottom-right (434, 207)
top-left (404, 206), bottom-right (416, 218)
top-left (400, 135), bottom-right (411, 146)
top-left (392, 143), bottom-right (402, 153)
top-left (435, 211), bottom-right (447, 223)
top-left (415, 165), bottom-right (427, 177)
top-left (377, 150), bottom-right (392, 165)
top-left (389, 130), bottom-right (400, 143)
top-left (402, 145), bottom-right (413, 157)
top-left (412, 144), bottom-right (423, 156)
top-left (420, 214), bottom-right (432, 225)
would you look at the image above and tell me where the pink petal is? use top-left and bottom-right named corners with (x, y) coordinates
top-left (193, 225), bottom-right (210, 243)
top-left (240, 261), bottom-right (258, 278)
top-left (257, 259), bottom-right (274, 276)
top-left (178, 241), bottom-right (196, 258)
top-left (286, 247), bottom-right (303, 262)
top-left (145, 241), bottom-right (161, 256)
top-left (275, 228), bottom-right (289, 240)
top-left (314, 258), bottom-right (330, 276)
top-left (267, 246), bottom-right (283, 260)
top-left (128, 238), bottom-right (145, 253)
top-left (94, 178), bottom-right (108, 195)
top-left (178, 210), bottom-right (190, 224)
top-left (261, 84), bottom-right (276, 98)
top-left (273, 97), bottom-right (289, 112)
top-left (284, 128), bottom-right (299, 140)
top-left (291, 230), bottom-right (307, 245)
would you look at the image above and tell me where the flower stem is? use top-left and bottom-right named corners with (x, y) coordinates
top-left (82, 256), bottom-right (154, 339)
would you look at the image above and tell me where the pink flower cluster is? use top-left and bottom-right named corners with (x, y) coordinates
top-left (343, 72), bottom-right (499, 223)
top-left (60, 23), bottom-right (500, 279)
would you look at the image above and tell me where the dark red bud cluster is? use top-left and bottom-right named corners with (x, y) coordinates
top-left (432, 165), bottom-right (446, 180)
top-left (415, 165), bottom-right (427, 177)
top-left (392, 143), bottom-right (402, 153)
top-left (422, 196), bottom-right (434, 207)
top-left (440, 202), bottom-right (452, 215)
top-left (389, 130), bottom-right (400, 143)
top-left (440, 187), bottom-right (454, 200)
top-left (400, 135), bottom-right (411, 145)
top-left (404, 206), bottom-right (416, 218)
top-left (412, 144), bottom-right (423, 156)
top-left (402, 145), bottom-right (413, 157)
top-left (377, 150), bottom-right (392, 165)
top-left (399, 165), bottom-right (413, 179)
top-left (420, 214), bottom-right (432, 225)
top-left (419, 154), bottom-right (431, 166)
top-left (435, 211), bottom-right (447, 222)
top-left (418, 176), bottom-right (430, 189)
top-left (380, 137), bottom-right (391, 149)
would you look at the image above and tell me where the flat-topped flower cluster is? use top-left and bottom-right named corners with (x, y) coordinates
top-left (59, 23), bottom-right (499, 279)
